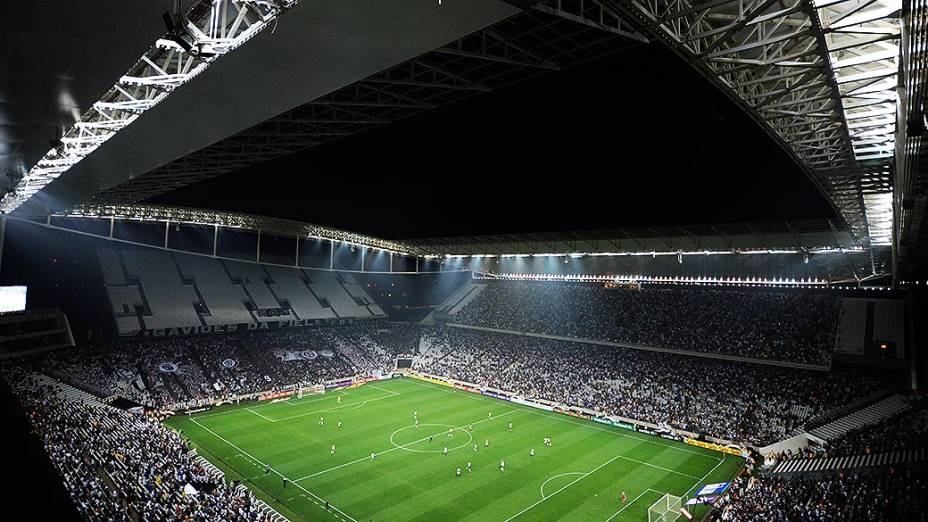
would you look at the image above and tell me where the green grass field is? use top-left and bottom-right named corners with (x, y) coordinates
top-left (165, 377), bottom-right (743, 521)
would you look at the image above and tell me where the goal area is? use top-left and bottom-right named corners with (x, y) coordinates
top-left (648, 493), bottom-right (683, 522)
top-left (296, 384), bottom-right (324, 399)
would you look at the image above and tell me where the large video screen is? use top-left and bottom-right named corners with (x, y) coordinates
top-left (0, 286), bottom-right (27, 313)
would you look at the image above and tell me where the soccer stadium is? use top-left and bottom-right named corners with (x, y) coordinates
top-left (1, 1), bottom-right (928, 521)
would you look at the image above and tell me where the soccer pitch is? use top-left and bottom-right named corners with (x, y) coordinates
top-left (166, 378), bottom-right (743, 521)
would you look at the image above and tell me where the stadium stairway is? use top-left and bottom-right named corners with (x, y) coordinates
top-left (29, 373), bottom-right (109, 407)
top-left (807, 395), bottom-right (911, 442)
top-left (769, 448), bottom-right (928, 475)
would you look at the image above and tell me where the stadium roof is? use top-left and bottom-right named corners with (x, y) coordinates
top-left (2, 0), bottom-right (926, 276)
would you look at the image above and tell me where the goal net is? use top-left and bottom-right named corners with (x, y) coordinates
top-left (297, 384), bottom-right (324, 399)
top-left (648, 493), bottom-right (683, 522)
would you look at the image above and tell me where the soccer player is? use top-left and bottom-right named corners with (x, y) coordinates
top-left (530, 448), bottom-right (535, 458)
top-left (473, 443), bottom-right (478, 452)
top-left (508, 422), bottom-right (513, 431)
top-left (319, 416), bottom-right (324, 426)
top-left (264, 465), bottom-right (269, 475)
top-left (415, 419), bottom-right (419, 428)
top-left (456, 467), bottom-right (461, 478)
top-left (331, 444), bottom-right (336, 455)
top-left (488, 412), bottom-right (492, 419)
top-left (413, 410), bottom-right (418, 418)
top-left (370, 452), bottom-right (376, 461)
top-left (448, 427), bottom-right (453, 438)
top-left (466, 462), bottom-right (472, 473)
top-left (337, 396), bottom-right (341, 405)
top-left (485, 439), bottom-right (489, 448)
top-left (499, 459), bottom-right (505, 472)
top-left (337, 421), bottom-right (342, 431)
top-left (621, 491), bottom-right (627, 505)
top-left (468, 424), bottom-right (473, 431)
top-left (428, 435), bottom-right (433, 443)
top-left (443, 446), bottom-right (448, 456)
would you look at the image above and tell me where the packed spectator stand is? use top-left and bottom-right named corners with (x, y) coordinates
top-left (716, 468), bottom-right (927, 521)
top-left (415, 327), bottom-right (883, 446)
top-left (453, 282), bottom-right (840, 364)
top-left (6, 370), bottom-right (276, 521)
top-left (5, 305), bottom-right (914, 520)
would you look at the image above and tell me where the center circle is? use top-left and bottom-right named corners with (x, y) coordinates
top-left (390, 423), bottom-right (474, 453)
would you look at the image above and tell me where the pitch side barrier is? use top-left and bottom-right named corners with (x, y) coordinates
top-left (407, 371), bottom-right (746, 457)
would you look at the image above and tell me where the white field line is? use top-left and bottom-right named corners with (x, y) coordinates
top-left (245, 408), bottom-right (275, 422)
top-left (194, 389), bottom-right (343, 420)
top-left (503, 453), bottom-right (627, 521)
top-left (603, 488), bottom-right (656, 522)
top-left (683, 454), bottom-right (726, 499)
top-left (366, 384), bottom-right (401, 396)
top-left (293, 408), bottom-right (520, 483)
top-left (613, 455), bottom-right (701, 480)
top-left (190, 417), bottom-right (357, 522)
top-left (404, 378), bottom-right (718, 461)
top-left (272, 393), bottom-right (401, 423)
top-left (540, 472), bottom-right (585, 499)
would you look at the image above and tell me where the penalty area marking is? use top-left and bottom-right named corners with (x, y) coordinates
top-left (504, 453), bottom-right (628, 521)
top-left (189, 417), bottom-right (357, 522)
top-left (389, 424), bottom-right (473, 453)
top-left (603, 488), bottom-right (661, 522)
top-left (540, 472), bottom-right (585, 499)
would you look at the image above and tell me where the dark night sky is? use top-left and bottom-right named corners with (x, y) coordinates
top-left (152, 42), bottom-right (835, 239)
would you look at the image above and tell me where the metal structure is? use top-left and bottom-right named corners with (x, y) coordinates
top-left (414, 219), bottom-right (861, 256)
top-left (36, 203), bottom-right (890, 281)
top-left (895, 0), bottom-right (928, 276)
top-left (58, 203), bottom-right (418, 255)
top-left (6, 0), bottom-right (926, 277)
top-left (595, 0), bottom-right (901, 252)
top-left (87, 4), bottom-right (646, 203)
top-left (0, 0), bottom-right (301, 214)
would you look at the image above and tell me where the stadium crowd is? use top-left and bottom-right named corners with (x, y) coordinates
top-left (416, 328), bottom-right (883, 446)
top-left (23, 323), bottom-right (887, 446)
top-left (7, 369), bottom-right (272, 521)
top-left (37, 325), bottom-right (405, 409)
top-left (453, 282), bottom-right (839, 364)
top-left (766, 394), bottom-right (928, 463)
top-left (717, 468), bottom-right (927, 521)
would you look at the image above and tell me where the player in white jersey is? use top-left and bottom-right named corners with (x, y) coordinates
top-left (466, 462), bottom-right (472, 473)
top-left (319, 416), bottom-right (324, 426)
top-left (456, 467), bottom-right (461, 478)
top-left (330, 444), bottom-right (336, 455)
top-left (442, 446), bottom-right (448, 456)
top-left (473, 443), bottom-right (478, 452)
top-left (499, 459), bottom-right (505, 472)
top-left (370, 452), bottom-right (376, 461)
top-left (530, 448), bottom-right (535, 457)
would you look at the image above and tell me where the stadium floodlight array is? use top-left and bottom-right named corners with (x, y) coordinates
top-left (57, 203), bottom-right (419, 256)
top-left (432, 246), bottom-right (866, 259)
top-left (476, 272), bottom-right (834, 287)
top-left (0, 0), bottom-right (301, 214)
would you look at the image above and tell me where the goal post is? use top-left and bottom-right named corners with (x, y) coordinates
top-left (296, 384), bottom-right (324, 399)
top-left (648, 493), bottom-right (682, 522)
